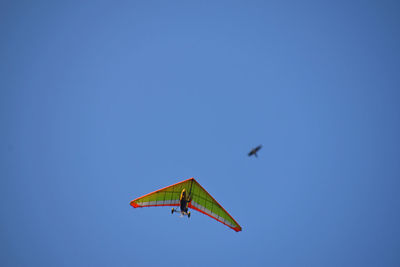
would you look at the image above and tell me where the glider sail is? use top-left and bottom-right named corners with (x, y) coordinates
top-left (130, 178), bottom-right (242, 232)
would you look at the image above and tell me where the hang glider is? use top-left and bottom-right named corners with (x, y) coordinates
top-left (248, 145), bottom-right (262, 157)
top-left (130, 178), bottom-right (242, 232)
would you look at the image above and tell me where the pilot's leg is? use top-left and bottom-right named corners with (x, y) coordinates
top-left (180, 200), bottom-right (187, 214)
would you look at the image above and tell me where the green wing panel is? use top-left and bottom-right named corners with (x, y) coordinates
top-left (130, 178), bottom-right (193, 208)
top-left (188, 179), bottom-right (242, 232)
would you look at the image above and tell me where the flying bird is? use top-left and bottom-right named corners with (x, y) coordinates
top-left (248, 145), bottom-right (262, 157)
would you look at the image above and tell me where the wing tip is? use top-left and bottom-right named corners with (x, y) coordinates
top-left (130, 201), bottom-right (139, 208)
top-left (233, 226), bottom-right (242, 232)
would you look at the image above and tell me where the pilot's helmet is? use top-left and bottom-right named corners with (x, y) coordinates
top-left (181, 189), bottom-right (186, 198)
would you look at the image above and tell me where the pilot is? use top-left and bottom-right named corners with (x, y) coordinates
top-left (179, 189), bottom-right (191, 213)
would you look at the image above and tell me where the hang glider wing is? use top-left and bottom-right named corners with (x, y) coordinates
top-left (130, 178), bottom-right (190, 208)
top-left (130, 178), bottom-right (242, 232)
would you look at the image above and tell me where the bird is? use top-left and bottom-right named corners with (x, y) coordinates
top-left (248, 145), bottom-right (262, 157)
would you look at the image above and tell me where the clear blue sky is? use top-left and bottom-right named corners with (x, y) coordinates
top-left (1, 1), bottom-right (400, 266)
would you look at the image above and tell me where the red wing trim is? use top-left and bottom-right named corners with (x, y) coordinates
top-left (132, 203), bottom-right (180, 208)
top-left (189, 203), bottom-right (241, 232)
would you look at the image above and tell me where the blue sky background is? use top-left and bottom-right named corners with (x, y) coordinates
top-left (1, 1), bottom-right (400, 266)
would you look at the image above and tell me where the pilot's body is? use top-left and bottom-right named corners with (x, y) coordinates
top-left (180, 189), bottom-right (191, 213)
